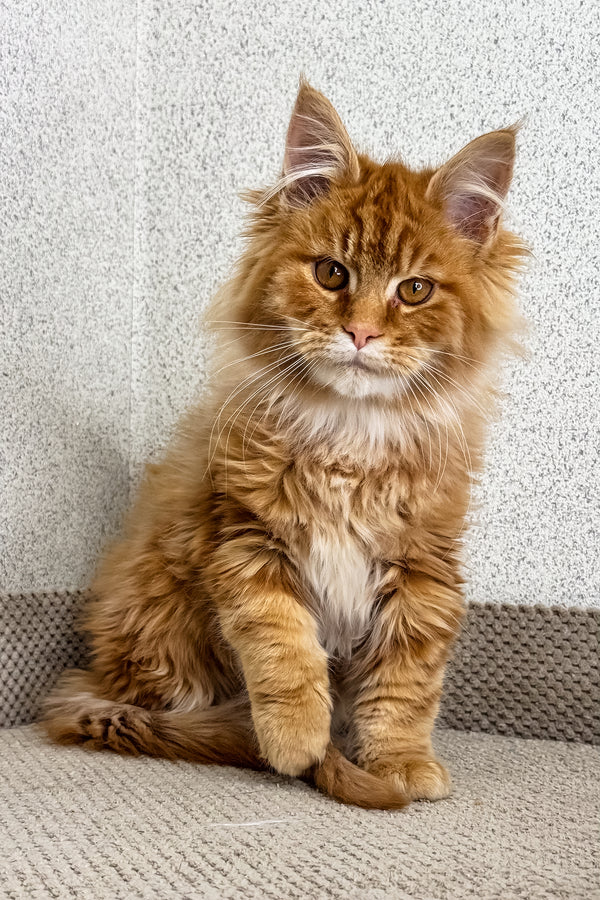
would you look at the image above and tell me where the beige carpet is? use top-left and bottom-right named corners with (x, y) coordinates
top-left (1, 726), bottom-right (598, 900)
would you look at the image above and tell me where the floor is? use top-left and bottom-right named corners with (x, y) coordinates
top-left (1, 726), bottom-right (598, 899)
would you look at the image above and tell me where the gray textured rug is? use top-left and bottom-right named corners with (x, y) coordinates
top-left (1, 726), bottom-right (598, 899)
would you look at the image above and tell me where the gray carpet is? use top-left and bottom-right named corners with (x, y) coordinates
top-left (1, 726), bottom-right (598, 899)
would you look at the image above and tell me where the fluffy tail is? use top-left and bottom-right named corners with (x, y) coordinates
top-left (42, 670), bottom-right (408, 811)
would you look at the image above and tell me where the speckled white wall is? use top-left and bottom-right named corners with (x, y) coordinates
top-left (0, 2), bottom-right (135, 591)
top-left (1, 0), bottom-right (598, 607)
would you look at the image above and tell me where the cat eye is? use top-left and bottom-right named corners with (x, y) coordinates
top-left (314, 259), bottom-right (349, 291)
top-left (396, 277), bottom-right (435, 306)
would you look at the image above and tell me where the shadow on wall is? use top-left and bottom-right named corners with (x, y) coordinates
top-left (1, 354), bottom-right (131, 593)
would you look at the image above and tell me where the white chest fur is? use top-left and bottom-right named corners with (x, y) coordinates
top-left (299, 522), bottom-right (382, 658)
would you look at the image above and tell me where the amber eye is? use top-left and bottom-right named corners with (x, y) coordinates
top-left (396, 277), bottom-right (435, 306)
top-left (314, 259), bottom-right (349, 291)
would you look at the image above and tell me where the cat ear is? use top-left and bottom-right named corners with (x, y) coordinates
top-left (426, 128), bottom-right (517, 244)
top-left (280, 80), bottom-right (360, 207)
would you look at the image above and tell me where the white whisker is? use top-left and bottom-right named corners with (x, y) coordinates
top-left (422, 362), bottom-right (489, 420)
top-left (206, 353), bottom-right (301, 475)
top-left (205, 319), bottom-right (307, 332)
top-left (416, 369), bottom-right (474, 477)
top-left (222, 355), bottom-right (307, 491)
top-left (399, 373), bottom-right (433, 471)
top-left (241, 355), bottom-right (310, 464)
top-left (208, 340), bottom-right (300, 381)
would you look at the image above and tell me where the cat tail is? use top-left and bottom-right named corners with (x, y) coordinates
top-left (41, 669), bottom-right (264, 770)
top-left (42, 669), bottom-right (408, 810)
top-left (308, 745), bottom-right (409, 810)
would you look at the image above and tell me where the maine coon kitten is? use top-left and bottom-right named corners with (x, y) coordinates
top-left (44, 81), bottom-right (526, 809)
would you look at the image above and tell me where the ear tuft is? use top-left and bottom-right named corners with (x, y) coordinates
top-left (267, 79), bottom-right (359, 208)
top-left (427, 128), bottom-right (517, 244)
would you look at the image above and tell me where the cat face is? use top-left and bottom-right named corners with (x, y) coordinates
top-left (265, 161), bottom-right (478, 400)
top-left (233, 81), bottom-right (524, 407)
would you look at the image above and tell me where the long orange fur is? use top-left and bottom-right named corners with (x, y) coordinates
top-left (43, 81), bottom-right (526, 809)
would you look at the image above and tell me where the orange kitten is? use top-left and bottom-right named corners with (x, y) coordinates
top-left (43, 81), bottom-right (526, 809)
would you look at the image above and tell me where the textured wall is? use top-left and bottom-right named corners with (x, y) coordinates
top-left (1, 0), bottom-right (598, 607)
top-left (0, 2), bottom-right (135, 591)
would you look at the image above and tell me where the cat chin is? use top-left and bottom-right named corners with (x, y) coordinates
top-left (310, 362), bottom-right (398, 401)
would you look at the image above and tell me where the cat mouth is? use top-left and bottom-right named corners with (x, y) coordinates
top-left (348, 356), bottom-right (378, 373)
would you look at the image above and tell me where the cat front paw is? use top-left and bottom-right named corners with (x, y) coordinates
top-left (252, 691), bottom-right (331, 776)
top-left (367, 754), bottom-right (452, 801)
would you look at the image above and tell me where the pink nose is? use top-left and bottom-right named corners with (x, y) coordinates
top-left (343, 323), bottom-right (383, 351)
